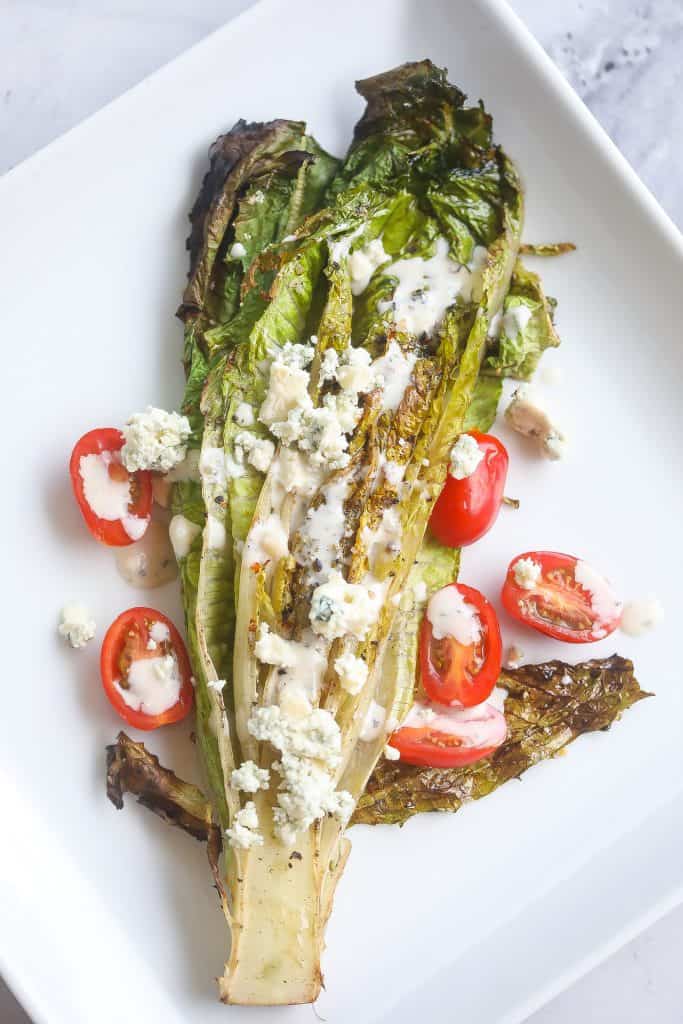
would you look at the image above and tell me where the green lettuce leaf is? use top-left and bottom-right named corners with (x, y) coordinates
top-left (463, 375), bottom-right (504, 432)
top-left (482, 258), bottom-right (560, 379)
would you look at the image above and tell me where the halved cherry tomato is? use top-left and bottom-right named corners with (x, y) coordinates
top-left (70, 428), bottom-right (152, 546)
top-left (501, 551), bottom-right (622, 643)
top-left (390, 699), bottom-right (507, 768)
top-left (430, 431), bottom-right (508, 548)
top-left (100, 607), bottom-right (193, 730)
top-left (420, 583), bottom-right (502, 707)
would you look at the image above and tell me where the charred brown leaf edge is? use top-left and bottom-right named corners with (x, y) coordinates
top-left (178, 118), bottom-right (309, 321)
top-left (106, 731), bottom-right (217, 843)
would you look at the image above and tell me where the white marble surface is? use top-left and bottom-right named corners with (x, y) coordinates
top-left (1, 1), bottom-right (681, 1021)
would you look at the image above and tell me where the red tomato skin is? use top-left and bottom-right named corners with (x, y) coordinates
top-left (391, 730), bottom-right (501, 768)
top-left (100, 607), bottom-right (194, 730)
top-left (501, 551), bottom-right (621, 643)
top-left (420, 583), bottom-right (502, 708)
top-left (390, 702), bottom-right (507, 768)
top-left (69, 428), bottom-right (152, 547)
top-left (430, 431), bottom-right (509, 548)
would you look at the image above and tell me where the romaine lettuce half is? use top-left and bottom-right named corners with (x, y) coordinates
top-left (192, 62), bottom-right (526, 1005)
top-left (118, 62), bottom-right (575, 1006)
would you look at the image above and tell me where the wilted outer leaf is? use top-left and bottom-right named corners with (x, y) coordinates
top-left (353, 656), bottom-right (650, 826)
top-left (482, 259), bottom-right (560, 380)
top-left (106, 731), bottom-right (216, 842)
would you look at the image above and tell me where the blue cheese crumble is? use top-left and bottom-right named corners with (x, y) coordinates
top-left (121, 406), bottom-right (191, 474)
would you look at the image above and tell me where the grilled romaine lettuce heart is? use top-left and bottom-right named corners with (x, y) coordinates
top-left (108, 62), bottom-right (597, 1007)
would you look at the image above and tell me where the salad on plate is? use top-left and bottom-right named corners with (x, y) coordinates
top-left (60, 61), bottom-right (656, 1006)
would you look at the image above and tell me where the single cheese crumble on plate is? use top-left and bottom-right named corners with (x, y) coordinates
top-left (58, 603), bottom-right (96, 649)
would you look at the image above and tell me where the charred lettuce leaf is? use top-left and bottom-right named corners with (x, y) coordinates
top-left (354, 656), bottom-right (650, 826)
top-left (106, 731), bottom-right (216, 842)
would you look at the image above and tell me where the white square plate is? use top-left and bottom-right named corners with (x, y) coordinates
top-left (2, 1), bottom-right (682, 1021)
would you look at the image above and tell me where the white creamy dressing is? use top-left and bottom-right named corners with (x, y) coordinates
top-left (297, 478), bottom-right (349, 582)
top-left (402, 697), bottom-right (507, 747)
top-left (359, 700), bottom-right (386, 742)
top-left (79, 452), bottom-right (148, 540)
top-left (486, 686), bottom-right (509, 714)
top-left (328, 224), bottom-right (364, 266)
top-left (149, 621), bottom-right (170, 643)
top-left (229, 241), bottom-right (247, 260)
top-left (383, 459), bottom-right (406, 488)
top-left (168, 514), bottom-right (201, 560)
top-left (427, 586), bottom-right (481, 644)
top-left (620, 597), bottom-right (664, 637)
top-left (234, 401), bottom-right (255, 427)
top-left (361, 505), bottom-right (402, 571)
top-left (502, 303), bottom-right (532, 336)
top-left (115, 520), bottom-right (178, 588)
top-left (244, 512), bottom-right (289, 566)
top-left (378, 237), bottom-right (485, 337)
top-left (371, 341), bottom-right (418, 413)
top-left (255, 624), bottom-right (327, 708)
top-left (574, 560), bottom-right (623, 626)
top-left (205, 515), bottom-right (227, 550)
top-left (347, 238), bottom-right (389, 295)
top-left (116, 653), bottom-right (182, 715)
top-left (147, 620), bottom-right (170, 649)
top-left (198, 446), bottom-right (229, 487)
top-left (271, 447), bottom-right (322, 498)
top-left (489, 302), bottom-right (532, 340)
